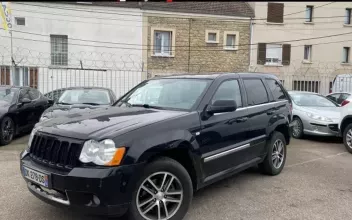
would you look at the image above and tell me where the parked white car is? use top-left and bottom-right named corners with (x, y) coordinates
top-left (288, 91), bottom-right (342, 139)
top-left (339, 104), bottom-right (352, 153)
top-left (326, 92), bottom-right (352, 106)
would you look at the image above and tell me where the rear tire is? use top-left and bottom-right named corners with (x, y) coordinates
top-left (343, 123), bottom-right (352, 154)
top-left (128, 157), bottom-right (193, 220)
top-left (0, 116), bottom-right (15, 146)
top-left (291, 117), bottom-right (304, 139)
top-left (259, 131), bottom-right (287, 176)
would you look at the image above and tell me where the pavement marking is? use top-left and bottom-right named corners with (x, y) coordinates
top-left (287, 152), bottom-right (348, 168)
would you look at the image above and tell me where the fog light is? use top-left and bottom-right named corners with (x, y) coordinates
top-left (93, 195), bottom-right (100, 205)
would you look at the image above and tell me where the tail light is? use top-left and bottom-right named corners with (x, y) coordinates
top-left (341, 100), bottom-right (350, 106)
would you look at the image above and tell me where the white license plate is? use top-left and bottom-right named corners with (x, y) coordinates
top-left (22, 166), bottom-right (49, 188)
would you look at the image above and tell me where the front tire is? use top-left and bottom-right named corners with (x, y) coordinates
top-left (259, 131), bottom-right (287, 176)
top-left (343, 123), bottom-right (352, 154)
top-left (291, 117), bottom-right (304, 139)
top-left (129, 157), bottom-right (193, 220)
top-left (0, 116), bottom-right (15, 146)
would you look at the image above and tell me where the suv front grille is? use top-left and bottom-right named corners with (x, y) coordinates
top-left (29, 132), bottom-right (84, 170)
top-left (328, 124), bottom-right (338, 132)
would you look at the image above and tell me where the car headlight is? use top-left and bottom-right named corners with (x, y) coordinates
top-left (79, 139), bottom-right (126, 166)
top-left (306, 112), bottom-right (333, 122)
top-left (39, 115), bottom-right (49, 122)
top-left (27, 128), bottom-right (38, 151)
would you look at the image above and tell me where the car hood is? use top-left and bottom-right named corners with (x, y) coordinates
top-left (36, 106), bottom-right (188, 140)
top-left (42, 104), bottom-right (109, 119)
top-left (300, 106), bottom-right (342, 120)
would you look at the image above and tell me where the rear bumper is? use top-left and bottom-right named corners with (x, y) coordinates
top-left (20, 150), bottom-right (144, 217)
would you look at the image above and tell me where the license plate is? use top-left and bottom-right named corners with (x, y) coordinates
top-left (22, 166), bottom-right (49, 188)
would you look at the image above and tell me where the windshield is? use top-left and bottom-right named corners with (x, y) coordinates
top-left (116, 78), bottom-right (212, 110)
top-left (289, 93), bottom-right (338, 107)
top-left (0, 88), bottom-right (16, 103)
top-left (58, 89), bottom-right (111, 105)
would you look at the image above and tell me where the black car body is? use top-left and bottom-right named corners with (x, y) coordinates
top-left (40, 87), bottom-right (117, 122)
top-left (20, 73), bottom-right (292, 220)
top-left (0, 86), bottom-right (52, 145)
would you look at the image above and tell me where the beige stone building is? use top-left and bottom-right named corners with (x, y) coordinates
top-left (250, 2), bottom-right (352, 94)
top-left (140, 2), bottom-right (254, 76)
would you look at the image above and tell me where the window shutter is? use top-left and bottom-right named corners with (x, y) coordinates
top-left (267, 3), bottom-right (284, 23)
top-left (30, 68), bottom-right (39, 89)
top-left (282, 44), bottom-right (291, 65)
top-left (257, 43), bottom-right (266, 65)
top-left (0, 67), bottom-right (10, 85)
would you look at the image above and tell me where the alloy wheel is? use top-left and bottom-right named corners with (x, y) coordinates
top-left (272, 139), bottom-right (285, 169)
top-left (292, 119), bottom-right (301, 137)
top-left (346, 128), bottom-right (352, 149)
top-left (136, 172), bottom-right (183, 220)
top-left (2, 118), bottom-right (14, 142)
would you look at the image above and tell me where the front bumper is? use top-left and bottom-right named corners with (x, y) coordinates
top-left (303, 122), bottom-right (339, 136)
top-left (20, 151), bottom-right (144, 217)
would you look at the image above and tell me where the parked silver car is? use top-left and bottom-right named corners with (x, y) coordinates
top-left (288, 91), bottom-right (342, 138)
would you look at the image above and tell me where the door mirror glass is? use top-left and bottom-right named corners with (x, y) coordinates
top-left (207, 100), bottom-right (237, 114)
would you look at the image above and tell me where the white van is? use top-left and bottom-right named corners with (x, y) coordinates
top-left (331, 74), bottom-right (352, 93)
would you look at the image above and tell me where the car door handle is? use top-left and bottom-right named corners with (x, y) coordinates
top-left (236, 117), bottom-right (248, 123)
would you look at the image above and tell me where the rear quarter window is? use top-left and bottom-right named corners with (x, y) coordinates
top-left (265, 79), bottom-right (288, 101)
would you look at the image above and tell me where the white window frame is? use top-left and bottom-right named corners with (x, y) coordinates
top-left (303, 45), bottom-right (312, 62)
top-left (205, 30), bottom-right (220, 44)
top-left (150, 27), bottom-right (176, 57)
top-left (343, 47), bottom-right (350, 64)
top-left (265, 44), bottom-right (283, 65)
top-left (223, 31), bottom-right (239, 50)
top-left (15, 17), bottom-right (25, 26)
top-left (50, 35), bottom-right (68, 66)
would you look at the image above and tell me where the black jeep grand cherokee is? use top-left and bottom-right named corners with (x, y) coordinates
top-left (20, 73), bottom-right (292, 220)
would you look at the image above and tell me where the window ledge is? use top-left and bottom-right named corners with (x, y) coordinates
top-left (302, 60), bottom-right (313, 64)
top-left (343, 24), bottom-right (352, 27)
top-left (303, 21), bottom-right (314, 25)
top-left (264, 63), bottom-right (283, 67)
top-left (48, 65), bottom-right (69, 69)
top-left (206, 41), bottom-right (219, 44)
top-left (265, 22), bottom-right (284, 25)
top-left (341, 62), bottom-right (351, 66)
top-left (223, 47), bottom-right (238, 51)
top-left (151, 54), bottom-right (175, 58)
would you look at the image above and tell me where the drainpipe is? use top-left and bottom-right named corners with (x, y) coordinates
top-left (249, 17), bottom-right (253, 72)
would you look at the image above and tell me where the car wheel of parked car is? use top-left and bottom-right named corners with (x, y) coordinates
top-left (291, 117), bottom-right (304, 139)
top-left (129, 157), bottom-right (193, 220)
top-left (343, 123), bottom-right (352, 154)
top-left (0, 116), bottom-right (15, 146)
top-left (259, 131), bottom-right (287, 176)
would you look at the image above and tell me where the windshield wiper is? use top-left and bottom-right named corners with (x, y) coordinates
top-left (81, 102), bottom-right (101, 106)
top-left (56, 102), bottom-right (72, 105)
top-left (131, 104), bottom-right (164, 110)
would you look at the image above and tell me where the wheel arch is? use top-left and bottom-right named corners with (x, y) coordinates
top-left (340, 116), bottom-right (352, 135)
top-left (269, 123), bottom-right (290, 145)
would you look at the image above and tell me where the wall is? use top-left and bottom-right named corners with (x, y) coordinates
top-left (0, 2), bottom-right (144, 96)
top-left (145, 13), bottom-right (251, 76)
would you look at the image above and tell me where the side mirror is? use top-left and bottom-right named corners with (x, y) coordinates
top-left (48, 99), bottom-right (54, 105)
top-left (206, 100), bottom-right (237, 115)
top-left (18, 98), bottom-right (31, 106)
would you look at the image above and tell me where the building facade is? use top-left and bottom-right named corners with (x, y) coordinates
top-left (0, 2), bottom-right (144, 97)
top-left (141, 2), bottom-right (254, 76)
top-left (250, 2), bottom-right (352, 94)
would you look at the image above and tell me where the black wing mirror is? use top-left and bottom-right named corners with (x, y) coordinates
top-left (206, 100), bottom-right (237, 115)
top-left (18, 98), bottom-right (31, 106)
top-left (48, 99), bottom-right (54, 105)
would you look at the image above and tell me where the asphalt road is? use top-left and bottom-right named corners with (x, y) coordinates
top-left (1, 135), bottom-right (352, 220)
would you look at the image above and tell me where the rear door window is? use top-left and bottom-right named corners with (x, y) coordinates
top-left (326, 94), bottom-right (341, 103)
top-left (243, 79), bottom-right (269, 106)
top-left (265, 79), bottom-right (288, 101)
